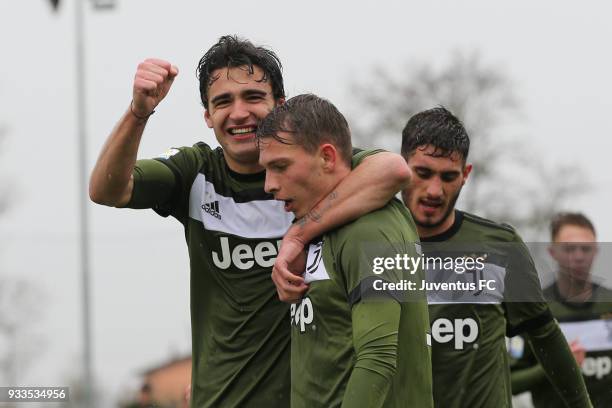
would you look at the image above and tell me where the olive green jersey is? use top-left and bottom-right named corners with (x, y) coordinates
top-left (126, 143), bottom-right (377, 407)
top-left (512, 284), bottom-right (612, 408)
top-left (291, 199), bottom-right (433, 408)
top-left (422, 210), bottom-right (552, 408)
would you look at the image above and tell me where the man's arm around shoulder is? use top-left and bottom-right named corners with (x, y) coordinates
top-left (272, 150), bottom-right (411, 302)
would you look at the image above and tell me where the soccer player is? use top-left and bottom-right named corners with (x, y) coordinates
top-left (89, 36), bottom-right (411, 407)
top-left (511, 212), bottom-right (612, 407)
top-left (399, 107), bottom-right (592, 407)
top-left (257, 94), bottom-right (433, 408)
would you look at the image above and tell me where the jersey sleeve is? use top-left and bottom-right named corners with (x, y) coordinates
top-left (503, 231), bottom-right (554, 337)
top-left (525, 320), bottom-right (593, 407)
top-left (351, 147), bottom-right (386, 169)
top-left (509, 334), bottom-right (548, 394)
top-left (341, 301), bottom-right (401, 408)
top-left (126, 144), bottom-right (206, 224)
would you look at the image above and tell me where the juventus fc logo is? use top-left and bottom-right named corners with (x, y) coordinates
top-left (307, 242), bottom-right (323, 274)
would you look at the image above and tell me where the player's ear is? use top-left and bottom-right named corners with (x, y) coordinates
top-left (204, 110), bottom-right (213, 129)
top-left (319, 144), bottom-right (337, 171)
top-left (275, 97), bottom-right (286, 107)
top-left (461, 163), bottom-right (473, 185)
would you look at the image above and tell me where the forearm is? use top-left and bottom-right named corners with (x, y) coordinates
top-left (89, 106), bottom-right (146, 206)
top-left (526, 321), bottom-right (592, 407)
top-left (288, 152), bottom-right (410, 244)
top-left (511, 364), bottom-right (547, 395)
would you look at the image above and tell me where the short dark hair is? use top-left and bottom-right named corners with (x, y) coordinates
top-left (196, 35), bottom-right (285, 109)
top-left (257, 94), bottom-right (352, 166)
top-left (401, 106), bottom-right (470, 161)
top-left (550, 212), bottom-right (596, 241)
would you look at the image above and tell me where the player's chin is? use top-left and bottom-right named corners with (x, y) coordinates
top-left (414, 212), bottom-right (444, 228)
top-left (569, 269), bottom-right (591, 281)
top-left (292, 207), bottom-right (306, 218)
top-left (228, 144), bottom-right (260, 160)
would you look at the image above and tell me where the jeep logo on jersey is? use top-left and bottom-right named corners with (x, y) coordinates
top-left (427, 318), bottom-right (479, 350)
top-left (582, 356), bottom-right (612, 379)
top-left (211, 236), bottom-right (282, 270)
top-left (291, 297), bottom-right (314, 333)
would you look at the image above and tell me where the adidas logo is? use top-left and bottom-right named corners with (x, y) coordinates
top-left (202, 201), bottom-right (221, 220)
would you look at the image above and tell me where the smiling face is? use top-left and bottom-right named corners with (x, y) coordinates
top-left (402, 145), bottom-right (472, 238)
top-left (204, 65), bottom-right (280, 173)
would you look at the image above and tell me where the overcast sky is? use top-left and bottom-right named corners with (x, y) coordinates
top-left (1, 0), bottom-right (611, 404)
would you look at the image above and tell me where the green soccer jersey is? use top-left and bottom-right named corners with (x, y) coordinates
top-left (126, 143), bottom-right (378, 407)
top-left (422, 210), bottom-right (553, 408)
top-left (290, 198), bottom-right (433, 408)
top-left (511, 284), bottom-right (612, 408)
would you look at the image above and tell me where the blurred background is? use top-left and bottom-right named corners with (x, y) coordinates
top-left (0, 0), bottom-right (610, 406)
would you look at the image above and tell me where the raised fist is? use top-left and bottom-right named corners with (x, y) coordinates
top-left (132, 58), bottom-right (179, 117)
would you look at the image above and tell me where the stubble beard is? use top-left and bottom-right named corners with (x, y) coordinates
top-left (413, 188), bottom-right (462, 231)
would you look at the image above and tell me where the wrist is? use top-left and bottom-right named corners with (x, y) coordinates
top-left (130, 100), bottom-right (155, 122)
top-left (289, 219), bottom-right (323, 246)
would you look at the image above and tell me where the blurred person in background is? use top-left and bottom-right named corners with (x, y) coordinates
top-left (511, 212), bottom-right (612, 407)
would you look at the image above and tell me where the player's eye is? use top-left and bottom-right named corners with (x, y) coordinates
top-left (415, 168), bottom-right (432, 179)
top-left (271, 163), bottom-right (287, 172)
top-left (441, 172), bottom-right (460, 182)
top-left (246, 94), bottom-right (264, 102)
top-left (213, 98), bottom-right (231, 108)
top-left (580, 245), bottom-right (595, 254)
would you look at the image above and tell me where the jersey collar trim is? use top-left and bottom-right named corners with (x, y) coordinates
top-left (550, 281), bottom-right (601, 308)
top-left (225, 165), bottom-right (266, 182)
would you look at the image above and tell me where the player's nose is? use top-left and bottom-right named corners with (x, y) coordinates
top-left (229, 100), bottom-right (250, 122)
top-left (425, 177), bottom-right (444, 198)
top-left (264, 173), bottom-right (279, 195)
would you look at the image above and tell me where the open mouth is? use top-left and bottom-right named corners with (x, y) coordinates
top-left (419, 200), bottom-right (443, 214)
top-left (281, 199), bottom-right (294, 212)
top-left (228, 126), bottom-right (257, 138)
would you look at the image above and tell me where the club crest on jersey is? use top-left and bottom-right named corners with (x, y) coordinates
top-left (291, 297), bottom-right (314, 333)
top-left (304, 240), bottom-right (330, 284)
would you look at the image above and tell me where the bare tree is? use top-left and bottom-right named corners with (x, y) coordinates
top-left (348, 51), bottom-right (588, 239)
top-left (0, 280), bottom-right (44, 385)
top-left (0, 126), bottom-right (45, 386)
